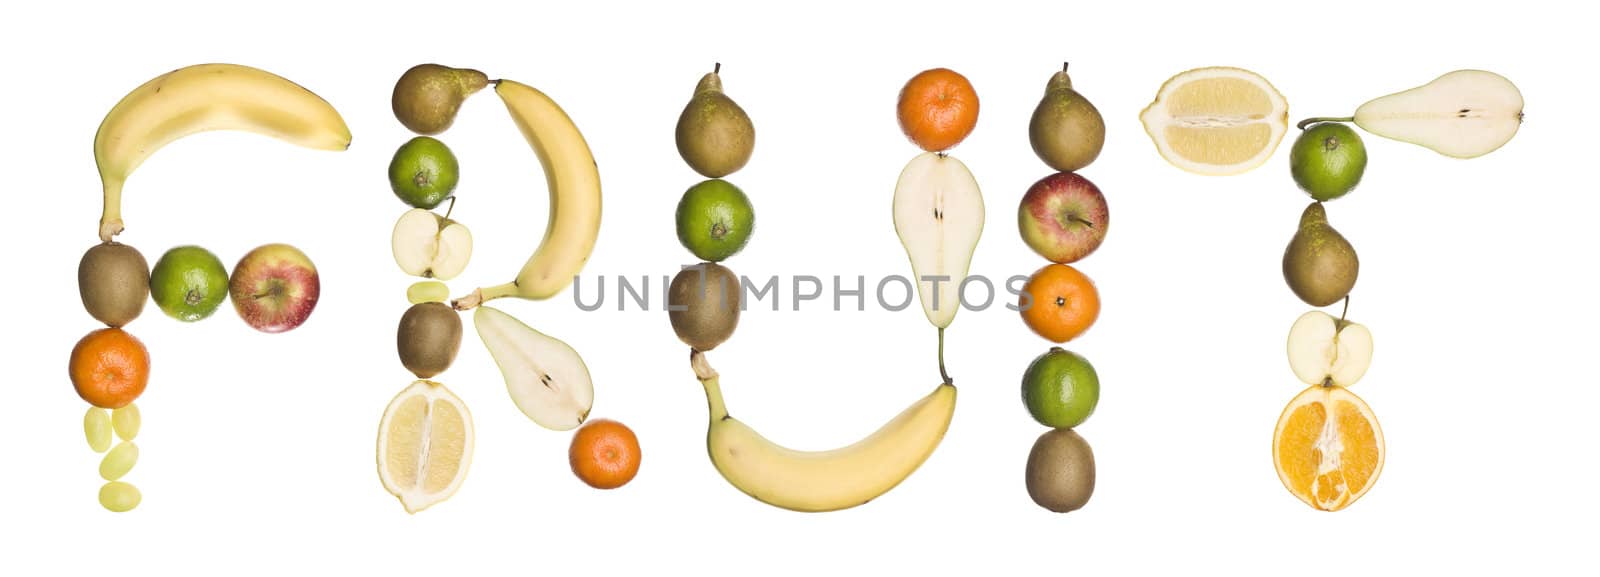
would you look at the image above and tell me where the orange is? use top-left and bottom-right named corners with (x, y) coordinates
top-left (69, 328), bottom-right (150, 409)
top-left (1019, 264), bottom-right (1100, 343)
top-left (897, 68), bottom-right (979, 153)
top-left (1273, 384), bottom-right (1385, 512)
top-left (569, 418), bottom-right (641, 490)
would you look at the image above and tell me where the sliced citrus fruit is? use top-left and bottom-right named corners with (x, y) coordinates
top-left (377, 379), bottom-right (474, 514)
top-left (1139, 67), bottom-right (1288, 176)
top-left (1273, 384), bottom-right (1384, 512)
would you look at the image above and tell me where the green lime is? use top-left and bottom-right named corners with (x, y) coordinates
top-left (1290, 122), bottom-right (1367, 202)
top-left (1021, 347), bottom-right (1099, 429)
top-left (676, 179), bottom-right (754, 262)
top-left (389, 136), bottom-right (460, 209)
top-left (150, 245), bottom-right (229, 322)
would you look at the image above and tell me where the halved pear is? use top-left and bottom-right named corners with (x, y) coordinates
top-left (1286, 310), bottom-right (1373, 387)
top-left (472, 305), bottom-right (593, 431)
top-left (392, 208), bottom-right (472, 280)
top-left (1353, 69), bottom-right (1523, 159)
top-left (893, 152), bottom-right (985, 329)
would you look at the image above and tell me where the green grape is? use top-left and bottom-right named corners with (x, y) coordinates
top-left (99, 481), bottom-right (141, 512)
top-left (99, 441), bottom-right (138, 481)
top-left (112, 403), bottom-right (141, 441)
top-left (84, 407), bottom-right (112, 453)
top-left (407, 280), bottom-right (450, 305)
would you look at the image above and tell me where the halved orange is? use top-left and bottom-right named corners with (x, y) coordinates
top-left (1272, 384), bottom-right (1384, 512)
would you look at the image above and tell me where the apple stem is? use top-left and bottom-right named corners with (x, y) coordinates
top-left (1339, 295), bottom-right (1350, 324)
top-left (443, 196), bottom-right (456, 221)
top-left (1296, 116), bottom-right (1354, 130)
top-left (937, 328), bottom-right (953, 386)
top-left (1066, 214), bottom-right (1095, 229)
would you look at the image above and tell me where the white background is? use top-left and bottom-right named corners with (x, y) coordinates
top-left (4, 0), bottom-right (1593, 574)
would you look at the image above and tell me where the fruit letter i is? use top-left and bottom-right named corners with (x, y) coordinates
top-left (1016, 63), bottom-right (1106, 513)
top-left (674, 64), bottom-right (961, 512)
top-left (1272, 70), bottom-right (1521, 512)
top-left (78, 63), bottom-right (352, 512)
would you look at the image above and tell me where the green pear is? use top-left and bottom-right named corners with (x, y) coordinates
top-left (1282, 202), bottom-right (1359, 307)
top-left (391, 63), bottom-right (490, 135)
top-left (676, 64), bottom-right (755, 178)
top-left (1029, 63), bottom-right (1105, 173)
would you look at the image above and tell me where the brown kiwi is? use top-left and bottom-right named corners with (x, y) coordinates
top-left (78, 242), bottom-right (149, 327)
top-left (1025, 428), bottom-right (1096, 513)
top-left (668, 262), bottom-right (741, 351)
top-left (397, 302), bottom-right (462, 379)
top-left (392, 64), bottom-right (490, 136)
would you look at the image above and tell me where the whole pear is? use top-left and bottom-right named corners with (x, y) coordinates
top-left (1283, 202), bottom-right (1359, 307)
top-left (392, 64), bottom-right (491, 135)
top-left (676, 64), bottom-right (755, 178)
top-left (1029, 63), bottom-right (1106, 173)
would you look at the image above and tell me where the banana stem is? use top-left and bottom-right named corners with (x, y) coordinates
top-left (691, 350), bottom-right (728, 420)
top-left (1296, 116), bottom-right (1355, 130)
top-left (100, 179), bottom-right (126, 242)
top-left (937, 328), bottom-right (952, 385)
top-left (451, 283), bottom-right (519, 311)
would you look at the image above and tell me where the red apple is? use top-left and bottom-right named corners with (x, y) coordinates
top-left (229, 243), bottom-right (320, 333)
top-left (1018, 172), bottom-right (1109, 264)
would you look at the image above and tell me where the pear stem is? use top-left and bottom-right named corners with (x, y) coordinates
top-left (937, 328), bottom-right (953, 385)
top-left (1296, 116), bottom-right (1355, 130)
top-left (1063, 62), bottom-right (1069, 72)
top-left (714, 62), bottom-right (721, 74)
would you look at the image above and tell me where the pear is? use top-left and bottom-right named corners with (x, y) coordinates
top-left (392, 63), bottom-right (491, 135)
top-left (893, 152), bottom-right (985, 329)
top-left (1282, 202), bottom-right (1358, 307)
top-left (1353, 69), bottom-right (1523, 158)
top-left (1029, 63), bottom-right (1106, 172)
top-left (676, 63), bottom-right (755, 178)
top-left (473, 306), bottom-right (594, 431)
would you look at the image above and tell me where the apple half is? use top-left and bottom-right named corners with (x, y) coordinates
top-left (893, 151), bottom-right (985, 329)
top-left (1287, 310), bottom-right (1373, 387)
top-left (392, 208), bottom-right (472, 281)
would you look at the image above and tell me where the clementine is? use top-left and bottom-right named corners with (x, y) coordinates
top-left (897, 68), bottom-right (979, 152)
top-left (69, 328), bottom-right (150, 409)
top-left (569, 418), bottom-right (641, 490)
top-left (1019, 264), bottom-right (1100, 343)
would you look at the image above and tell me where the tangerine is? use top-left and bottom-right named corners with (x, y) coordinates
top-left (897, 68), bottom-right (979, 152)
top-left (1019, 264), bottom-right (1101, 343)
top-left (69, 328), bottom-right (150, 409)
top-left (569, 418), bottom-right (641, 490)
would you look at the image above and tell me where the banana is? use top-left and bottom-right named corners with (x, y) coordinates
top-left (690, 351), bottom-right (957, 512)
top-left (452, 79), bottom-right (601, 310)
top-left (93, 63), bottom-right (351, 242)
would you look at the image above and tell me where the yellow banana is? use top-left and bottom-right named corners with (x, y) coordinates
top-left (690, 351), bottom-right (957, 512)
top-left (93, 63), bottom-right (351, 242)
top-left (453, 79), bottom-right (601, 309)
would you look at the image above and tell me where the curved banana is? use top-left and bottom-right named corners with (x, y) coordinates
top-left (453, 79), bottom-right (601, 309)
top-left (93, 63), bottom-right (351, 242)
top-left (690, 351), bottom-right (956, 512)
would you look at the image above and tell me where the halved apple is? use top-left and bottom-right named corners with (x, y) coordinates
top-left (392, 208), bottom-right (472, 280)
top-left (1287, 310), bottom-right (1373, 387)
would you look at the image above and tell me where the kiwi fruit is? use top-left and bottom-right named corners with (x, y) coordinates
top-left (392, 63), bottom-right (490, 136)
top-left (1283, 202), bottom-right (1359, 307)
top-left (1025, 428), bottom-right (1096, 513)
top-left (397, 302), bottom-right (462, 379)
top-left (675, 64), bottom-right (755, 178)
top-left (78, 242), bottom-right (149, 327)
top-left (668, 262), bottom-right (741, 351)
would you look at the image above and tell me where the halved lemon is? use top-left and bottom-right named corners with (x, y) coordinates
top-left (1140, 67), bottom-right (1288, 175)
top-left (1272, 384), bottom-right (1384, 512)
top-left (378, 379), bottom-right (474, 514)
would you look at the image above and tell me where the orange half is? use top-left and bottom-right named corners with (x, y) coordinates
top-left (1272, 385), bottom-right (1384, 512)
